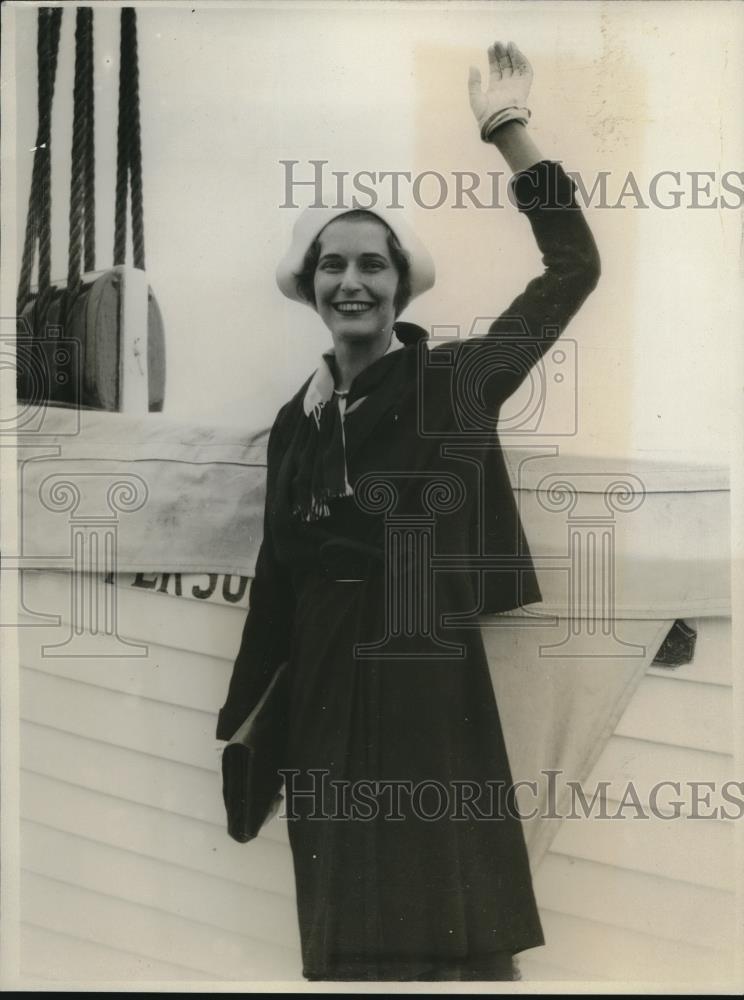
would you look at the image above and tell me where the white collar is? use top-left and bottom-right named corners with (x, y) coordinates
top-left (303, 333), bottom-right (404, 417)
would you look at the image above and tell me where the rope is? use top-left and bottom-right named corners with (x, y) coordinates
top-left (67, 7), bottom-right (93, 300)
top-left (83, 8), bottom-right (96, 273)
top-left (113, 10), bottom-right (129, 268)
top-left (17, 9), bottom-right (58, 312)
top-left (36, 8), bottom-right (63, 328)
top-left (17, 8), bottom-right (63, 323)
top-left (126, 10), bottom-right (145, 271)
top-left (113, 8), bottom-right (145, 270)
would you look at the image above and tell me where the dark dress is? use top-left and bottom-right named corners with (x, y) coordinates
top-left (217, 160), bottom-right (600, 981)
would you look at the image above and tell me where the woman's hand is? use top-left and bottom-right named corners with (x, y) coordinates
top-left (468, 41), bottom-right (533, 142)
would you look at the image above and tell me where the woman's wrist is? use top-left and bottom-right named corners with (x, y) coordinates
top-left (488, 121), bottom-right (543, 176)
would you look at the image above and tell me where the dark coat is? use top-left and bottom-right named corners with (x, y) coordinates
top-left (217, 160), bottom-right (601, 743)
top-left (215, 160), bottom-right (600, 978)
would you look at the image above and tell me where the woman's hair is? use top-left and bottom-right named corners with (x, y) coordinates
top-left (293, 210), bottom-right (412, 316)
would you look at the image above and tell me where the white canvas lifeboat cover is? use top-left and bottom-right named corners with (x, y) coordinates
top-left (16, 406), bottom-right (730, 618)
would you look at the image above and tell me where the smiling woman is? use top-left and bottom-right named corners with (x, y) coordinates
top-left (296, 211), bottom-right (412, 319)
top-left (216, 40), bottom-right (601, 982)
top-left (309, 218), bottom-right (403, 381)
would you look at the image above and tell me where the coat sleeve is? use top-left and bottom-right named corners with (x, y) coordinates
top-left (469, 158), bottom-right (601, 409)
top-left (215, 407), bottom-right (296, 741)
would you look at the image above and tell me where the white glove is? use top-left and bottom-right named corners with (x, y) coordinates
top-left (468, 41), bottom-right (533, 142)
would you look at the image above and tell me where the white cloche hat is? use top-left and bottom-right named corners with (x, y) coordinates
top-left (276, 205), bottom-right (436, 306)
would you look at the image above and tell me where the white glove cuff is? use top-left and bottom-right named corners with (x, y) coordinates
top-left (480, 106), bottom-right (531, 143)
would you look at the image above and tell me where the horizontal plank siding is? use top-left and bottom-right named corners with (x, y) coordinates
top-left (20, 667), bottom-right (220, 772)
top-left (21, 721), bottom-right (225, 826)
top-left (22, 820), bottom-right (300, 951)
top-left (533, 854), bottom-right (735, 952)
top-left (531, 617), bottom-right (736, 980)
top-left (19, 721), bottom-right (289, 854)
top-left (21, 771), bottom-right (293, 890)
top-left (584, 736), bottom-right (735, 817)
top-left (534, 909), bottom-right (733, 982)
top-left (547, 797), bottom-right (733, 891)
top-left (18, 620), bottom-right (234, 712)
top-left (21, 923), bottom-right (215, 982)
top-left (613, 674), bottom-right (733, 754)
top-left (21, 871), bottom-right (302, 981)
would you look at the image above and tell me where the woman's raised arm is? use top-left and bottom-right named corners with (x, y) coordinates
top-left (467, 41), bottom-right (601, 405)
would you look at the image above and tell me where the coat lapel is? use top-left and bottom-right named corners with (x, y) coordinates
top-left (343, 323), bottom-right (427, 464)
top-left (342, 346), bottom-right (417, 464)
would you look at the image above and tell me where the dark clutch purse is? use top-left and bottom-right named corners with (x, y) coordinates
top-left (221, 661), bottom-right (289, 843)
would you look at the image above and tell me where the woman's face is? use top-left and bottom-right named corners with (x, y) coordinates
top-left (313, 217), bottom-right (399, 344)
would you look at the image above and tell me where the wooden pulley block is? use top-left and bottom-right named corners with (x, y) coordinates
top-left (17, 265), bottom-right (165, 413)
